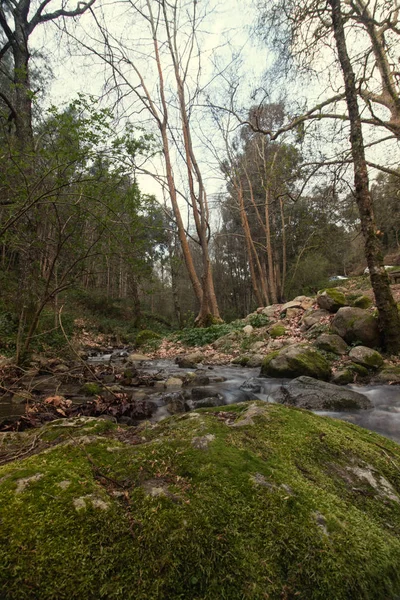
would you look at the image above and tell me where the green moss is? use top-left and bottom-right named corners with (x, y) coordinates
top-left (269, 325), bottom-right (286, 338)
top-left (135, 329), bottom-right (161, 348)
top-left (81, 382), bottom-right (102, 396)
top-left (321, 288), bottom-right (347, 307)
top-left (348, 363), bottom-right (369, 377)
top-left (261, 347), bottom-right (331, 381)
top-left (353, 296), bottom-right (373, 309)
top-left (1, 406), bottom-right (400, 599)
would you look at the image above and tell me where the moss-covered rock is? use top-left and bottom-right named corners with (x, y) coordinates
top-left (317, 288), bottom-right (347, 313)
top-left (260, 344), bottom-right (332, 380)
top-left (314, 333), bottom-right (348, 355)
top-left (353, 295), bottom-right (373, 309)
top-left (269, 324), bottom-right (286, 338)
top-left (349, 346), bottom-right (384, 370)
top-left (1, 407), bottom-right (400, 599)
top-left (332, 307), bottom-right (381, 348)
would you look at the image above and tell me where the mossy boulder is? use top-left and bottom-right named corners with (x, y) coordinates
top-left (332, 307), bottom-right (381, 348)
top-left (314, 333), bottom-right (348, 355)
top-left (353, 295), bottom-right (373, 309)
top-left (1, 408), bottom-right (400, 599)
top-left (317, 288), bottom-right (347, 313)
top-left (349, 346), bottom-right (384, 370)
top-left (371, 365), bottom-right (400, 384)
top-left (260, 344), bottom-right (332, 380)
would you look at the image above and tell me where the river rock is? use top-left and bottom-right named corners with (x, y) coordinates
top-left (331, 307), bottom-right (381, 348)
top-left (314, 333), bottom-right (348, 355)
top-left (165, 377), bottom-right (184, 388)
top-left (349, 346), bottom-right (384, 370)
top-left (246, 354), bottom-right (264, 368)
top-left (191, 387), bottom-right (221, 400)
top-left (128, 353), bottom-right (148, 363)
top-left (175, 352), bottom-right (204, 368)
top-left (317, 288), bottom-right (348, 313)
top-left (271, 376), bottom-right (371, 410)
top-left (260, 344), bottom-right (331, 381)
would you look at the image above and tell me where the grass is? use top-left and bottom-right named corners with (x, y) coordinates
top-left (1, 405), bottom-right (400, 599)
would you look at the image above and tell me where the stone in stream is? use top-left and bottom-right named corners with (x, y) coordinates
top-left (175, 352), bottom-right (204, 369)
top-left (271, 376), bottom-right (371, 411)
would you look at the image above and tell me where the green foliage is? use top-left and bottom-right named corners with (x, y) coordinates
top-left (175, 323), bottom-right (241, 347)
top-left (248, 313), bottom-right (269, 328)
top-left (81, 383), bottom-right (102, 396)
top-left (135, 330), bottom-right (161, 348)
top-left (286, 253), bottom-right (331, 298)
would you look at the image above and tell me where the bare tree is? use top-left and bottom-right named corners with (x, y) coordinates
top-left (248, 0), bottom-right (400, 352)
top-left (0, 0), bottom-right (96, 152)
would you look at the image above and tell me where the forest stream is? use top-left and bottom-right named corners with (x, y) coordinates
top-left (1, 354), bottom-right (399, 443)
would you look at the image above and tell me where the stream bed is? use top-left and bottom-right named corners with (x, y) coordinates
top-left (1, 355), bottom-right (400, 443)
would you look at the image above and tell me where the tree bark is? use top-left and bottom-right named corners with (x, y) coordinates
top-left (329, 0), bottom-right (400, 353)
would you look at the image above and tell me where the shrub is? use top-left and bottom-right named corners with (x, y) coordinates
top-left (175, 323), bottom-right (241, 347)
top-left (248, 314), bottom-right (269, 328)
top-left (135, 330), bottom-right (162, 348)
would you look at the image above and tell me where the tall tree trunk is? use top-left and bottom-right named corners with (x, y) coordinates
top-left (329, 0), bottom-right (400, 353)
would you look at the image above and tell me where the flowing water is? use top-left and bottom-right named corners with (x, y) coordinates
top-left (136, 359), bottom-right (400, 444)
top-left (1, 354), bottom-right (400, 444)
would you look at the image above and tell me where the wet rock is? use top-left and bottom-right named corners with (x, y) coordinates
top-left (332, 307), bottom-right (381, 348)
top-left (192, 371), bottom-right (210, 386)
top-left (191, 397), bottom-right (224, 409)
top-left (192, 387), bottom-right (222, 400)
top-left (271, 376), bottom-right (371, 411)
top-left (349, 346), bottom-right (383, 370)
top-left (314, 333), bottom-right (348, 355)
top-left (175, 352), bottom-right (204, 368)
top-left (240, 378), bottom-right (262, 394)
top-left (165, 377), bottom-right (183, 388)
top-left (166, 395), bottom-right (186, 414)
